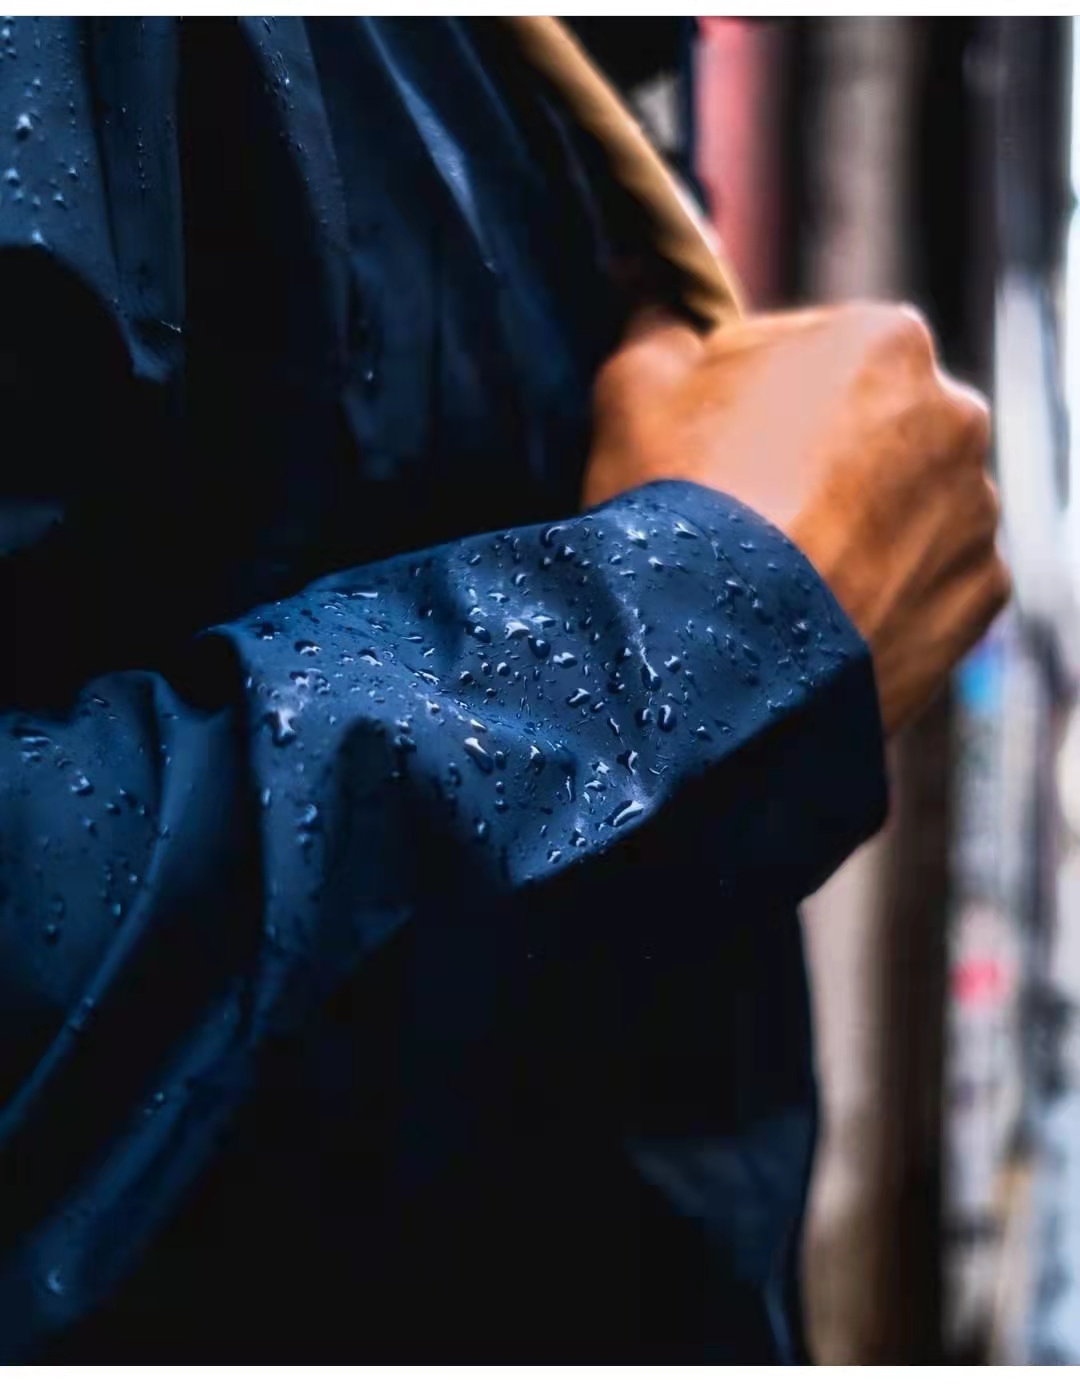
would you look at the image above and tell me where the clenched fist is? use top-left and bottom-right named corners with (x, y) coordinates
top-left (583, 303), bottom-right (1010, 735)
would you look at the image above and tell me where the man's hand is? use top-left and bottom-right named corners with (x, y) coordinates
top-left (583, 303), bottom-right (1010, 735)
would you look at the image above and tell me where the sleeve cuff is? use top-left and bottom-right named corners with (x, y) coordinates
top-left (616, 478), bottom-right (889, 901)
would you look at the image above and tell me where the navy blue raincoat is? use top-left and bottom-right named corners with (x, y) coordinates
top-left (0, 17), bottom-right (886, 1363)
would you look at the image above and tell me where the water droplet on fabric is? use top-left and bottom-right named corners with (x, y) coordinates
top-left (610, 799), bottom-right (645, 829)
top-left (265, 708), bottom-right (298, 746)
top-left (553, 652), bottom-right (577, 669)
top-left (294, 639), bottom-right (320, 655)
top-left (70, 772), bottom-right (93, 796)
top-left (658, 705), bottom-right (676, 733)
top-left (641, 662), bottom-right (661, 692)
top-left (566, 688), bottom-right (590, 708)
top-left (528, 636), bottom-right (550, 660)
top-left (463, 737), bottom-right (494, 773)
top-left (14, 112), bottom-right (32, 139)
top-left (528, 745), bottom-right (545, 771)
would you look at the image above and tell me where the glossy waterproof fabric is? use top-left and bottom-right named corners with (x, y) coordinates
top-left (0, 18), bottom-right (887, 1363)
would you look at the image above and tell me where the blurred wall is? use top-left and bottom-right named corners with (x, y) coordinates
top-left (794, 25), bottom-right (935, 1363)
top-left (697, 18), bottom-right (988, 1363)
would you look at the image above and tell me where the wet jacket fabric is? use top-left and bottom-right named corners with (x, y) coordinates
top-left (0, 18), bottom-right (887, 1363)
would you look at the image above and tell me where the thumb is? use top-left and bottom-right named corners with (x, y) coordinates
top-left (604, 304), bottom-right (706, 396)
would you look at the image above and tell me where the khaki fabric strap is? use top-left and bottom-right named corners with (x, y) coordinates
top-left (500, 16), bottom-right (745, 330)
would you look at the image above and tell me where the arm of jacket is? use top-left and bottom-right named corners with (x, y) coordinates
top-left (0, 485), bottom-right (887, 1355)
top-left (0, 16), bottom-right (886, 1359)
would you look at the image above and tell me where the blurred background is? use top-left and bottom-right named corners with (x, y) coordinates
top-left (566, 15), bottom-right (1080, 1366)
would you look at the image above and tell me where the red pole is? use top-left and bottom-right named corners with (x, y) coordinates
top-left (694, 17), bottom-right (783, 308)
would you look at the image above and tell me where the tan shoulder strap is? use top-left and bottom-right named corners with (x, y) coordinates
top-left (499, 16), bottom-right (745, 330)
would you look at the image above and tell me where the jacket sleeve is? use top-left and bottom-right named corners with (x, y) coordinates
top-left (0, 15), bottom-right (887, 1356)
top-left (0, 474), bottom-right (886, 1348)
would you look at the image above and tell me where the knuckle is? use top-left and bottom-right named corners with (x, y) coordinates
top-left (980, 473), bottom-right (1002, 533)
top-left (892, 303), bottom-right (937, 362)
top-left (946, 382), bottom-right (992, 454)
top-left (967, 399), bottom-right (993, 455)
top-left (926, 384), bottom-right (991, 482)
top-left (986, 553), bottom-right (1013, 613)
top-left (955, 469), bottom-right (1001, 551)
top-left (852, 301), bottom-right (938, 372)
